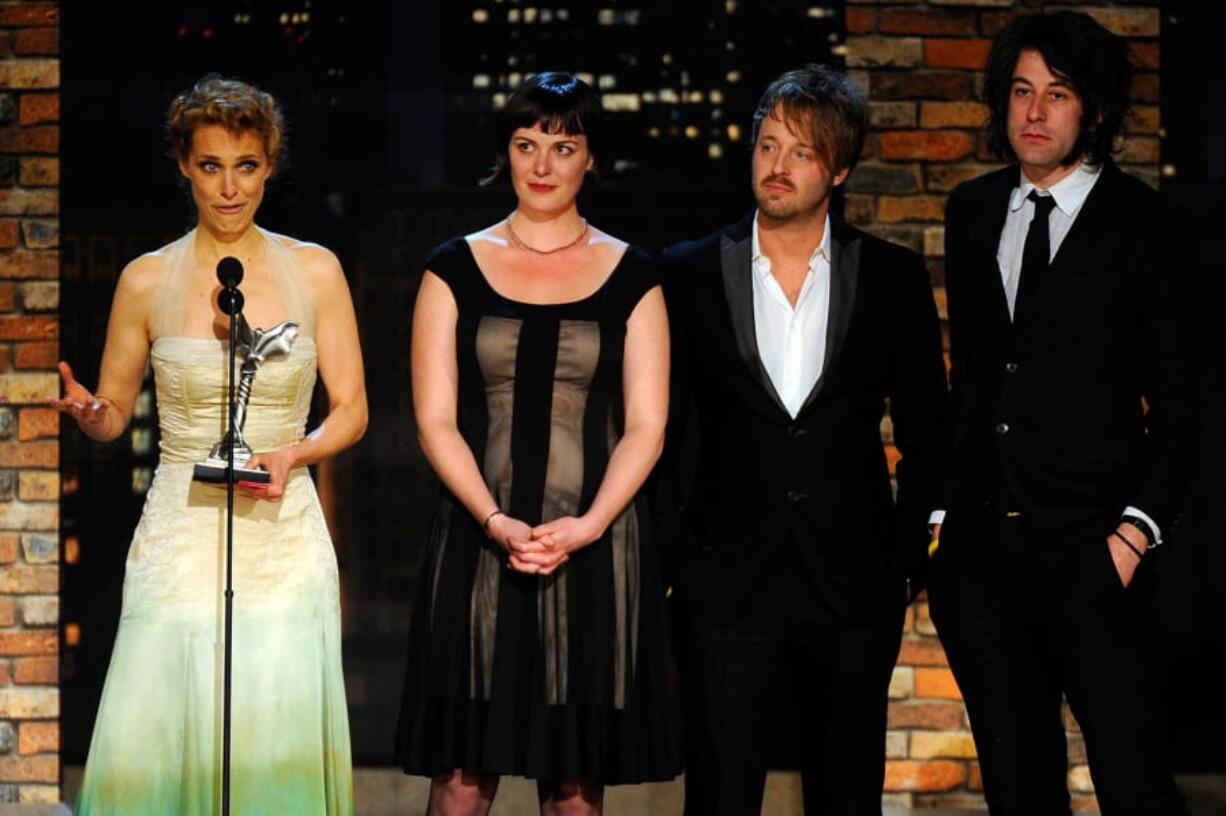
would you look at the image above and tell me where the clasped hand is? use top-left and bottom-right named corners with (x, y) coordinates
top-left (487, 514), bottom-right (599, 575)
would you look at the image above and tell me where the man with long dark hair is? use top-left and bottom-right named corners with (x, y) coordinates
top-left (929, 11), bottom-right (1198, 815)
top-left (657, 65), bottom-right (947, 814)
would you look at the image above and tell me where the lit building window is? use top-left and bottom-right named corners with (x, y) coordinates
top-left (473, 8), bottom-right (489, 22)
top-left (710, 89), bottom-right (724, 104)
top-left (493, 92), bottom-right (508, 108)
top-left (659, 88), bottom-right (679, 104)
top-left (808, 6), bottom-right (834, 18)
top-left (709, 143), bottom-right (724, 159)
top-left (301, 11), bottom-right (311, 23)
top-left (601, 93), bottom-right (640, 112)
top-left (642, 91), bottom-right (657, 103)
top-left (524, 6), bottom-right (537, 22)
top-left (599, 74), bottom-right (617, 89)
top-left (726, 70), bottom-right (741, 83)
top-left (279, 12), bottom-right (290, 24)
top-left (556, 8), bottom-right (569, 20)
top-left (597, 8), bottom-right (614, 25)
top-left (726, 40), bottom-right (736, 51)
top-left (662, 53), bottom-right (673, 65)
top-left (647, 127), bottom-right (661, 138)
top-left (473, 74), bottom-right (491, 88)
top-left (508, 71), bottom-right (522, 87)
top-left (576, 72), bottom-right (595, 85)
top-left (540, 8), bottom-right (553, 22)
top-left (508, 8), bottom-right (521, 22)
top-left (688, 91), bottom-right (704, 103)
top-left (685, 125), bottom-right (699, 139)
top-left (727, 124), bottom-right (742, 141)
top-left (725, 0), bottom-right (737, 12)
top-left (508, 55), bottom-right (518, 66)
top-left (613, 159), bottom-right (638, 173)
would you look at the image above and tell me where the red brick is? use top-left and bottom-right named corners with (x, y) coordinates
top-left (0, 346), bottom-right (8, 371)
top-left (0, 597), bottom-right (14, 626)
top-left (884, 760), bottom-right (965, 793)
top-left (13, 341), bottom-right (56, 369)
top-left (878, 195), bottom-right (947, 224)
top-left (0, 126), bottom-right (58, 154)
top-left (0, 536), bottom-right (18, 565)
top-left (19, 721), bottom-right (58, 755)
top-left (13, 27), bottom-right (58, 56)
top-left (921, 101), bottom-right (989, 130)
top-left (0, 441), bottom-right (58, 468)
top-left (0, 317), bottom-right (56, 341)
top-left (915, 667), bottom-right (963, 700)
top-left (846, 7), bottom-right (875, 34)
top-left (0, 281), bottom-right (14, 310)
top-left (18, 93), bottom-right (58, 126)
top-left (980, 11), bottom-right (1023, 37)
top-left (925, 38), bottom-right (992, 70)
top-left (1132, 74), bottom-right (1159, 103)
top-left (0, 631), bottom-right (58, 656)
top-left (0, 754), bottom-right (58, 782)
top-left (969, 761), bottom-right (983, 791)
top-left (0, 220), bottom-right (18, 251)
top-left (17, 408), bottom-right (57, 442)
top-left (1129, 41), bottom-right (1159, 70)
top-left (0, 250), bottom-right (56, 279)
top-left (1128, 106), bottom-right (1160, 135)
top-left (13, 656), bottom-right (57, 686)
top-left (897, 637), bottom-right (951, 666)
top-left (888, 701), bottom-right (965, 730)
top-left (19, 157), bottom-right (57, 186)
top-left (880, 131), bottom-right (975, 162)
top-left (872, 71), bottom-right (972, 101)
top-left (879, 8), bottom-right (976, 36)
top-left (0, 31), bottom-right (10, 59)
top-left (0, 5), bottom-right (59, 26)
top-left (0, 662), bottom-right (8, 685)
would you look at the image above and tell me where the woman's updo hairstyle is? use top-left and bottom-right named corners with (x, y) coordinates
top-left (168, 75), bottom-right (286, 174)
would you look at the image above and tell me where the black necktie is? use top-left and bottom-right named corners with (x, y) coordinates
top-left (1014, 190), bottom-right (1057, 318)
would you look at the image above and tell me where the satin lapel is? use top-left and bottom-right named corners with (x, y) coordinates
top-left (799, 222), bottom-right (859, 412)
top-left (720, 233), bottom-right (787, 414)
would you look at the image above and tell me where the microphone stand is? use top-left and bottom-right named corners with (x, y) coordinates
top-left (216, 276), bottom-right (244, 816)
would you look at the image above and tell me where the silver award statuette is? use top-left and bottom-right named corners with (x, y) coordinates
top-left (193, 316), bottom-right (300, 485)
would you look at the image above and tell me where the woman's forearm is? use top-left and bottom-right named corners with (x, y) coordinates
top-left (580, 421), bottom-right (665, 539)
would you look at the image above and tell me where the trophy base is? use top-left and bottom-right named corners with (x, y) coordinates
top-left (193, 460), bottom-right (271, 485)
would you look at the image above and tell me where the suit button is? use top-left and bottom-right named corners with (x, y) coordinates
top-left (787, 490), bottom-right (806, 503)
top-left (1005, 362), bottom-right (1019, 373)
top-left (995, 422), bottom-right (1010, 435)
top-left (788, 426), bottom-right (808, 438)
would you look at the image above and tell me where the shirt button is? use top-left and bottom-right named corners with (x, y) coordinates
top-left (995, 422), bottom-right (1010, 435)
top-left (1005, 362), bottom-right (1019, 373)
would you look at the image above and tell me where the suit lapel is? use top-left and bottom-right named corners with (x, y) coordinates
top-left (971, 173), bottom-right (1015, 329)
top-left (798, 218), bottom-right (860, 412)
top-left (720, 228), bottom-right (788, 415)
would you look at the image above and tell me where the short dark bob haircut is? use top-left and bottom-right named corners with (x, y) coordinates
top-left (751, 64), bottom-right (867, 176)
top-left (982, 11), bottom-right (1132, 167)
top-left (481, 72), bottom-right (604, 185)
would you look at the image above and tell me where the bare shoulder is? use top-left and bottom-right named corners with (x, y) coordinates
top-left (586, 226), bottom-right (629, 264)
top-left (116, 244), bottom-right (172, 300)
top-left (465, 221), bottom-right (511, 250)
top-left (275, 233), bottom-right (346, 290)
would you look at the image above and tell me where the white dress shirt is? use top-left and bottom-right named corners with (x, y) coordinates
top-left (930, 162), bottom-right (1162, 543)
top-left (998, 160), bottom-right (1101, 317)
top-left (751, 212), bottom-right (832, 418)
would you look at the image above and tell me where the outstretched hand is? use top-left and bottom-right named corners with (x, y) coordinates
top-left (49, 361), bottom-right (112, 438)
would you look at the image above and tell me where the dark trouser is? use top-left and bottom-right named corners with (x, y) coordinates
top-left (678, 545), bottom-right (904, 816)
top-left (929, 506), bottom-right (1186, 816)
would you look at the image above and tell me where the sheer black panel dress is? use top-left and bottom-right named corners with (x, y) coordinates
top-left (396, 237), bottom-right (680, 785)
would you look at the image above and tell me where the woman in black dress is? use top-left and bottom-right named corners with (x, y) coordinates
top-left (397, 74), bottom-right (678, 814)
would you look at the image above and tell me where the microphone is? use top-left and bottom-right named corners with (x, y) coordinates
top-left (216, 256), bottom-right (244, 289)
top-left (216, 257), bottom-right (245, 316)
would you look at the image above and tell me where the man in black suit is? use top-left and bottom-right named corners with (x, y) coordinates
top-left (656, 65), bottom-right (948, 815)
top-left (929, 12), bottom-right (1199, 815)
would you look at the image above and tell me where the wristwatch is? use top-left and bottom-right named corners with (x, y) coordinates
top-left (1119, 514), bottom-right (1158, 549)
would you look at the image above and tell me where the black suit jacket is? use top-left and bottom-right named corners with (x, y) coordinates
top-left (941, 162), bottom-right (1201, 550)
top-left (655, 213), bottom-right (948, 623)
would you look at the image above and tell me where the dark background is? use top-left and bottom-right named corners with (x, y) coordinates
top-left (58, 0), bottom-right (1226, 770)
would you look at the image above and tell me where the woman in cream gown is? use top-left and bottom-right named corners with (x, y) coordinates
top-left (54, 77), bottom-right (367, 816)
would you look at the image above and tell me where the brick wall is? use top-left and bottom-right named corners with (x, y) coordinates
top-left (0, 0), bottom-right (59, 805)
top-left (847, 1), bottom-right (1161, 810)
